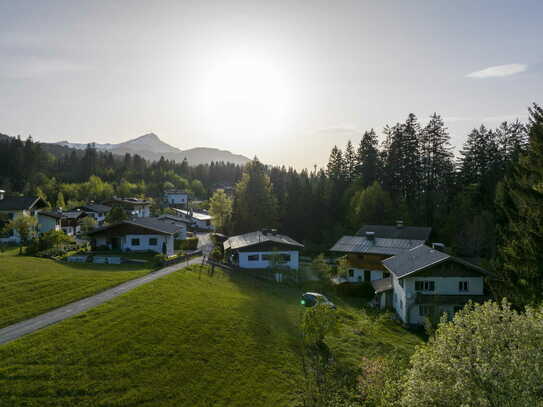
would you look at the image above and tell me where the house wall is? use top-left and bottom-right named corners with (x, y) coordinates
top-left (94, 233), bottom-right (174, 256)
top-left (392, 274), bottom-right (408, 322)
top-left (194, 218), bottom-right (213, 231)
top-left (165, 193), bottom-right (188, 205)
top-left (238, 250), bottom-right (300, 270)
top-left (345, 267), bottom-right (385, 283)
top-left (404, 275), bottom-right (484, 325)
top-left (38, 215), bottom-right (60, 234)
top-left (131, 205), bottom-right (151, 218)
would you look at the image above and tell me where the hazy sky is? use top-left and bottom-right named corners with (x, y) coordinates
top-left (1, 0), bottom-right (542, 169)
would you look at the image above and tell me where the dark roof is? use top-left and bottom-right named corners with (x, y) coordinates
top-left (164, 190), bottom-right (189, 195)
top-left (39, 211), bottom-right (86, 220)
top-left (157, 214), bottom-right (192, 224)
top-left (371, 277), bottom-right (393, 294)
top-left (224, 231), bottom-right (304, 251)
top-left (76, 204), bottom-right (112, 213)
top-left (0, 196), bottom-right (46, 211)
top-left (356, 224), bottom-right (432, 241)
top-left (88, 217), bottom-right (182, 236)
top-left (104, 197), bottom-right (152, 206)
top-left (382, 244), bottom-right (490, 279)
top-left (330, 235), bottom-right (424, 255)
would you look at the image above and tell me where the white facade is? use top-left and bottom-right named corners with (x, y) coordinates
top-left (345, 267), bottom-right (385, 283)
top-left (95, 233), bottom-right (174, 256)
top-left (62, 225), bottom-right (80, 236)
top-left (131, 205), bottom-right (151, 218)
top-left (174, 209), bottom-right (214, 231)
top-left (164, 192), bottom-right (189, 206)
top-left (391, 273), bottom-right (485, 325)
top-left (238, 250), bottom-right (300, 270)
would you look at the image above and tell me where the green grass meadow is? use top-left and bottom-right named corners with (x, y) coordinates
top-left (0, 265), bottom-right (422, 406)
top-left (0, 248), bottom-right (152, 327)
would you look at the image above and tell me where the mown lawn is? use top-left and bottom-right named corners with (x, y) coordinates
top-left (0, 266), bottom-right (422, 407)
top-left (0, 249), bottom-right (152, 327)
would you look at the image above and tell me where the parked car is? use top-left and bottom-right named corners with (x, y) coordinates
top-left (301, 292), bottom-right (336, 309)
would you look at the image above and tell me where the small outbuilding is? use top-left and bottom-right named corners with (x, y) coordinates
top-left (223, 229), bottom-right (304, 270)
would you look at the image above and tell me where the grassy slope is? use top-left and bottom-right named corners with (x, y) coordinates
top-left (0, 266), bottom-right (422, 407)
top-left (0, 249), bottom-right (152, 327)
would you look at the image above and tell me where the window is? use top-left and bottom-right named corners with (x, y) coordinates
top-left (131, 238), bottom-right (140, 246)
top-left (149, 238), bottom-right (158, 246)
top-left (458, 281), bottom-right (469, 292)
top-left (419, 305), bottom-right (435, 316)
top-left (262, 254), bottom-right (271, 261)
top-left (348, 269), bottom-right (354, 278)
top-left (248, 254), bottom-right (259, 261)
top-left (415, 280), bottom-right (435, 292)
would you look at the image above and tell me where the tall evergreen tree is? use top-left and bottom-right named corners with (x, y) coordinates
top-left (495, 104), bottom-right (543, 307)
top-left (230, 159), bottom-right (278, 234)
top-left (356, 129), bottom-right (380, 187)
top-left (343, 140), bottom-right (357, 183)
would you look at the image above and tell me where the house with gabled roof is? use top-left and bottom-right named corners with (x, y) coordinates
top-left (172, 208), bottom-right (214, 231)
top-left (38, 210), bottom-right (88, 236)
top-left (87, 217), bottom-right (184, 256)
top-left (330, 221), bottom-right (430, 284)
top-left (73, 203), bottom-right (112, 225)
top-left (372, 244), bottom-right (491, 325)
top-left (224, 229), bottom-right (304, 270)
top-left (102, 197), bottom-right (152, 218)
top-left (0, 193), bottom-right (48, 243)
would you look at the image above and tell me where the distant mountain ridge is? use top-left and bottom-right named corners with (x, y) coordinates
top-left (54, 133), bottom-right (250, 165)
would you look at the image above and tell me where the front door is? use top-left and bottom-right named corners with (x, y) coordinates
top-left (364, 270), bottom-right (371, 282)
top-left (111, 237), bottom-right (120, 250)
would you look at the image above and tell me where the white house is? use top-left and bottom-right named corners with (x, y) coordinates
top-left (163, 190), bottom-right (189, 208)
top-left (157, 214), bottom-right (190, 240)
top-left (0, 195), bottom-right (47, 243)
top-left (73, 203), bottom-right (112, 225)
top-left (87, 217), bottom-right (182, 257)
top-left (172, 208), bottom-right (214, 231)
top-left (103, 197), bottom-right (152, 218)
top-left (372, 244), bottom-right (491, 325)
top-left (223, 229), bottom-right (304, 270)
top-left (38, 211), bottom-right (88, 236)
top-left (329, 222), bottom-right (431, 284)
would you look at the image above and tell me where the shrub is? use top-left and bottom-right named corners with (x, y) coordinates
top-left (337, 282), bottom-right (374, 298)
top-left (180, 237), bottom-right (199, 251)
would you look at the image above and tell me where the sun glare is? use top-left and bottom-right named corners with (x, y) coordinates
top-left (196, 53), bottom-right (292, 143)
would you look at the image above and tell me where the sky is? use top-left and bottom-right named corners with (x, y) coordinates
top-left (0, 0), bottom-right (542, 170)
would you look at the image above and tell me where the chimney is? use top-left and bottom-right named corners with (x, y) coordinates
top-left (0, 189), bottom-right (4, 200)
top-left (396, 220), bottom-right (404, 229)
top-left (365, 231), bottom-right (375, 242)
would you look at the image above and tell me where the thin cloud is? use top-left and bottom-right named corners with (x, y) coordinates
top-left (466, 63), bottom-right (527, 78)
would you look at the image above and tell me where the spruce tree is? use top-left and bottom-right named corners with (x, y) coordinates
top-left (343, 140), bottom-right (357, 183)
top-left (495, 104), bottom-right (543, 307)
top-left (356, 129), bottom-right (380, 188)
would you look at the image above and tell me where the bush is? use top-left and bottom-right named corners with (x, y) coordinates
top-left (337, 282), bottom-right (374, 298)
top-left (152, 254), bottom-right (169, 268)
top-left (27, 231), bottom-right (76, 256)
top-left (180, 237), bottom-right (199, 251)
top-left (174, 239), bottom-right (183, 250)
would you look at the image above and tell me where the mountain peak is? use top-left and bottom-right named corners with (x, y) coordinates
top-left (135, 133), bottom-right (159, 141)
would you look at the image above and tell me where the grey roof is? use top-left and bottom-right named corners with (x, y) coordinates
top-left (0, 196), bottom-right (46, 211)
top-left (174, 209), bottom-right (212, 221)
top-left (357, 224), bottom-right (432, 241)
top-left (382, 244), bottom-right (489, 279)
top-left (39, 211), bottom-right (86, 220)
top-left (76, 204), bottom-right (112, 213)
top-left (157, 214), bottom-right (192, 224)
top-left (371, 277), bottom-right (393, 294)
top-left (330, 235), bottom-right (424, 256)
top-left (88, 217), bottom-right (182, 236)
top-left (104, 197), bottom-right (152, 206)
top-left (224, 231), bottom-right (304, 251)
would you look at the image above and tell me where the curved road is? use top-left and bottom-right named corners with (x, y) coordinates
top-left (0, 256), bottom-right (202, 346)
